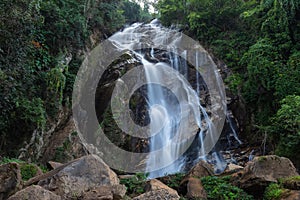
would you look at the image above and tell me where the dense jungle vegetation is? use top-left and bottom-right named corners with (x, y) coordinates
top-left (157, 0), bottom-right (300, 168)
top-left (0, 0), bottom-right (152, 156)
top-left (0, 0), bottom-right (299, 168)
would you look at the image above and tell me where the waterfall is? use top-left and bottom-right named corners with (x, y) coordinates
top-left (73, 19), bottom-right (228, 178)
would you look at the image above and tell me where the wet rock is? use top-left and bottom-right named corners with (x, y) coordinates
top-left (144, 179), bottom-right (179, 197)
top-left (231, 155), bottom-right (299, 197)
top-left (132, 189), bottom-right (180, 200)
top-left (179, 177), bottom-right (207, 199)
top-left (0, 162), bottom-right (22, 200)
top-left (186, 160), bottom-right (214, 178)
top-left (221, 163), bottom-right (244, 176)
top-left (7, 185), bottom-right (61, 200)
top-left (38, 155), bottom-right (120, 198)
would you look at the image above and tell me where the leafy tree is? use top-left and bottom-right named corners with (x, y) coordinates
top-left (87, 0), bottom-right (125, 33)
top-left (240, 38), bottom-right (282, 124)
top-left (121, 0), bottom-right (143, 23)
top-left (271, 95), bottom-right (300, 168)
top-left (0, 0), bottom-right (46, 155)
top-left (157, 0), bottom-right (187, 26)
top-left (156, 0), bottom-right (300, 164)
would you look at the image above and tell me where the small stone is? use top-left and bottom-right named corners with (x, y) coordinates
top-left (133, 189), bottom-right (180, 200)
top-left (47, 161), bottom-right (63, 170)
top-left (180, 177), bottom-right (207, 199)
top-left (82, 186), bottom-right (113, 200)
top-left (221, 163), bottom-right (244, 175)
top-left (145, 179), bottom-right (179, 197)
top-left (112, 184), bottom-right (127, 200)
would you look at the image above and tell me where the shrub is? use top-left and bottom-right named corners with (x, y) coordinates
top-left (160, 173), bottom-right (185, 190)
top-left (271, 95), bottom-right (300, 168)
top-left (20, 163), bottom-right (38, 181)
top-left (0, 157), bottom-right (42, 181)
top-left (201, 176), bottom-right (254, 200)
top-left (120, 173), bottom-right (148, 197)
top-left (264, 183), bottom-right (284, 200)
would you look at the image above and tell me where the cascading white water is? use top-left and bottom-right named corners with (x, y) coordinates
top-left (142, 58), bottom-right (207, 178)
top-left (108, 19), bottom-right (227, 178)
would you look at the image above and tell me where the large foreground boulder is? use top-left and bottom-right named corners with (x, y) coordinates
top-left (7, 185), bottom-right (61, 200)
top-left (231, 155), bottom-right (299, 197)
top-left (0, 162), bottom-right (22, 200)
top-left (38, 155), bottom-right (123, 199)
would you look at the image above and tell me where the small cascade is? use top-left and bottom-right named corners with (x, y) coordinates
top-left (226, 111), bottom-right (242, 148)
top-left (107, 19), bottom-right (228, 178)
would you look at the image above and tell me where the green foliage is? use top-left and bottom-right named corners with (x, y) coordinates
top-left (0, 157), bottom-right (45, 180)
top-left (40, 0), bottom-right (88, 52)
top-left (87, 0), bottom-right (125, 33)
top-left (271, 95), bottom-right (300, 167)
top-left (0, 157), bottom-right (24, 165)
top-left (20, 163), bottom-right (38, 181)
top-left (45, 62), bottom-right (67, 117)
top-left (157, 0), bottom-right (187, 26)
top-left (240, 38), bottom-right (282, 124)
top-left (275, 51), bottom-right (300, 99)
top-left (0, 0), bottom-right (149, 158)
top-left (201, 176), bottom-right (254, 200)
top-left (225, 74), bottom-right (243, 95)
top-left (280, 175), bottom-right (300, 182)
top-left (53, 139), bottom-right (72, 163)
top-left (264, 183), bottom-right (284, 200)
top-left (120, 173), bottom-right (148, 196)
top-left (161, 173), bottom-right (185, 190)
top-left (16, 97), bottom-right (46, 130)
top-left (121, 0), bottom-right (142, 23)
top-left (157, 0), bottom-right (300, 139)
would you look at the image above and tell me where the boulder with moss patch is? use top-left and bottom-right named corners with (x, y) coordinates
top-left (231, 155), bottom-right (299, 197)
